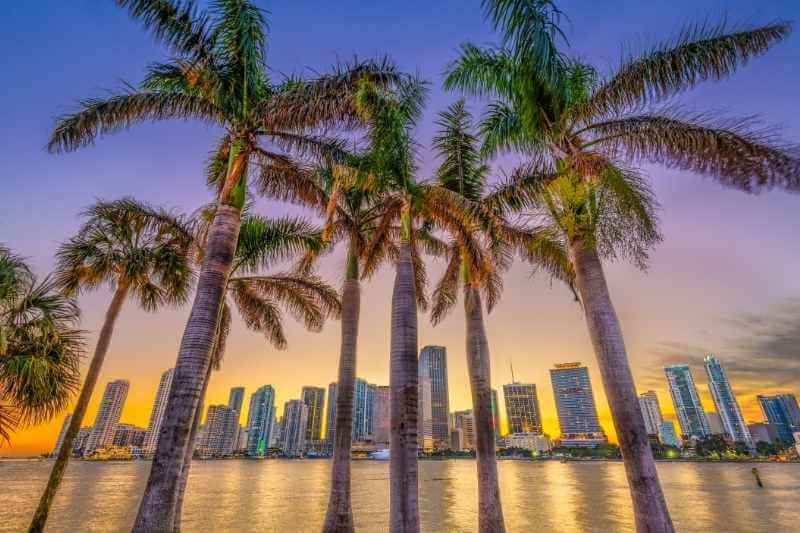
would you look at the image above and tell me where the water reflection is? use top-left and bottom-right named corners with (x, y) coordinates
top-left (1, 459), bottom-right (799, 532)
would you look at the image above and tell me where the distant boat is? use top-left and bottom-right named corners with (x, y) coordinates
top-left (370, 449), bottom-right (390, 460)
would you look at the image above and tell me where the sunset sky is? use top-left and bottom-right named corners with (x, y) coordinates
top-left (2, 0), bottom-right (799, 456)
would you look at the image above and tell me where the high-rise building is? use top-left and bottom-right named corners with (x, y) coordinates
top-left (228, 387), bottom-right (245, 416)
top-left (747, 422), bottom-right (779, 445)
top-left (490, 389), bottom-right (500, 439)
top-left (280, 399), bottom-right (309, 457)
top-left (550, 363), bottom-right (606, 446)
top-left (113, 423), bottom-right (147, 447)
top-left (706, 412), bottom-right (724, 435)
top-left (450, 427), bottom-right (464, 451)
top-left (302, 386), bottom-right (326, 443)
top-left (200, 405), bottom-right (239, 457)
top-left (704, 355), bottom-right (753, 447)
top-left (658, 421), bottom-right (681, 448)
top-left (353, 378), bottom-right (376, 442)
top-left (373, 385), bottom-right (391, 446)
top-left (52, 414), bottom-right (72, 457)
top-left (325, 382), bottom-right (337, 447)
top-left (638, 391), bottom-right (663, 437)
top-left (758, 394), bottom-right (800, 443)
top-left (84, 379), bottom-right (129, 455)
top-left (143, 368), bottom-right (174, 454)
top-left (503, 382), bottom-right (542, 434)
top-left (665, 365), bottom-right (711, 439)
top-left (418, 366), bottom-right (433, 451)
top-left (418, 346), bottom-right (450, 451)
top-left (73, 427), bottom-right (92, 455)
top-left (452, 410), bottom-right (476, 450)
top-left (246, 385), bottom-right (276, 456)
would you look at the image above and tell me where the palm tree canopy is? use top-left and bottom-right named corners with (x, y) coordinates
top-left (0, 246), bottom-right (84, 443)
top-left (55, 198), bottom-right (195, 312)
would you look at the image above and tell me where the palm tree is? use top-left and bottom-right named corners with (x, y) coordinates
top-left (0, 246), bottom-right (84, 445)
top-left (28, 198), bottom-right (194, 533)
top-left (446, 2), bottom-right (798, 530)
top-left (171, 210), bottom-right (341, 530)
top-left (47, 1), bottom-right (401, 528)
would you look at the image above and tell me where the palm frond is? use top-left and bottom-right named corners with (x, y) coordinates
top-left (232, 215), bottom-right (323, 274)
top-left (117, 0), bottom-right (215, 59)
top-left (430, 247), bottom-right (461, 326)
top-left (229, 279), bottom-right (286, 349)
top-left (434, 100), bottom-right (488, 200)
top-left (443, 44), bottom-right (516, 99)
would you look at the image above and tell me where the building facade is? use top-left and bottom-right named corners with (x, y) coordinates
top-left (638, 391), bottom-right (663, 437)
top-left (280, 399), bottom-right (309, 457)
top-left (113, 423), bottom-right (146, 447)
top-left (373, 385), bottom-right (391, 446)
top-left (325, 382), bottom-right (337, 448)
top-left (418, 346), bottom-right (451, 451)
top-left (84, 379), bottom-right (129, 455)
top-left (550, 363), bottom-right (605, 446)
top-left (301, 386), bottom-right (326, 445)
top-left (658, 421), bottom-right (681, 448)
top-left (665, 365), bottom-right (711, 439)
top-left (503, 382), bottom-right (542, 435)
top-left (143, 368), bottom-right (174, 454)
top-left (706, 412), bottom-right (724, 435)
top-left (491, 389), bottom-right (500, 439)
top-left (200, 405), bottom-right (239, 457)
top-left (747, 422), bottom-right (779, 444)
top-left (704, 355), bottom-right (753, 446)
top-left (758, 394), bottom-right (800, 443)
top-left (246, 385), bottom-right (276, 456)
top-left (500, 433), bottom-right (552, 452)
top-left (452, 410), bottom-right (476, 450)
top-left (52, 414), bottom-right (73, 457)
top-left (228, 387), bottom-right (245, 415)
top-left (353, 378), bottom-right (376, 443)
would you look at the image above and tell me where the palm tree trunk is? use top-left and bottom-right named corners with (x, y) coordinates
top-left (464, 286), bottom-right (505, 533)
top-left (28, 282), bottom-right (130, 533)
top-left (171, 362), bottom-right (213, 532)
top-left (133, 205), bottom-right (242, 532)
top-left (568, 238), bottom-right (674, 533)
top-left (322, 253), bottom-right (360, 532)
top-left (389, 241), bottom-right (420, 533)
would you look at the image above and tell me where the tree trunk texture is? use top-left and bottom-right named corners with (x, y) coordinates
top-left (568, 239), bottom-right (674, 533)
top-left (389, 242), bottom-right (420, 533)
top-left (171, 363), bottom-right (213, 532)
top-left (28, 282), bottom-right (130, 533)
top-left (133, 205), bottom-right (241, 532)
top-left (464, 286), bottom-right (506, 533)
top-left (322, 277), bottom-right (360, 532)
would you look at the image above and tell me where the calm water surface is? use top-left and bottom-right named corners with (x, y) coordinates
top-left (1, 459), bottom-right (798, 532)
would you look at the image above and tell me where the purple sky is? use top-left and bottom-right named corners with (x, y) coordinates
top-left (2, 1), bottom-right (799, 454)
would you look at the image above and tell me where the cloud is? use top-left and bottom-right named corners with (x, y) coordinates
top-left (640, 298), bottom-right (800, 398)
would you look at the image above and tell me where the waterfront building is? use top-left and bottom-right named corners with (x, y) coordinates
top-left (450, 428), bottom-right (464, 451)
top-left (665, 365), bottom-right (711, 439)
top-left (758, 394), bottom-right (800, 443)
top-left (269, 415), bottom-right (282, 449)
top-left (659, 421), bottom-right (681, 448)
top-left (228, 386), bottom-right (245, 415)
top-left (747, 422), bottom-right (779, 444)
top-left (325, 382), bottom-right (337, 448)
top-left (503, 382), bottom-right (542, 434)
top-left (500, 433), bottom-right (552, 453)
top-left (73, 427), bottom-right (92, 455)
top-left (491, 389), bottom-right (500, 439)
top-left (452, 410), bottom-right (476, 450)
top-left (353, 378), bottom-right (376, 443)
top-left (706, 412), bottom-right (724, 435)
top-left (143, 368), bottom-right (174, 454)
top-left (704, 355), bottom-right (753, 446)
top-left (280, 399), bottom-right (308, 457)
top-left (418, 346), bottom-right (451, 451)
top-left (638, 391), bottom-right (663, 437)
top-left (302, 386), bottom-right (326, 444)
top-left (246, 385), bottom-right (276, 456)
top-left (200, 405), bottom-right (239, 457)
top-left (113, 423), bottom-right (147, 447)
top-left (373, 385), bottom-right (391, 446)
top-left (84, 379), bottom-right (129, 455)
top-left (550, 363), bottom-right (606, 446)
top-left (52, 414), bottom-right (72, 456)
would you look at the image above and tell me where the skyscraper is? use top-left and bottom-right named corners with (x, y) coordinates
top-left (704, 354), bottom-right (753, 447)
top-left (418, 346), bottom-right (450, 451)
top-left (452, 410), bottom-right (476, 450)
top-left (638, 391), bottom-right (663, 437)
top-left (325, 382), bottom-right (337, 447)
top-left (658, 421), bottom-right (681, 448)
top-left (113, 424), bottom-right (147, 447)
top-left (503, 382), bottom-right (542, 434)
top-left (200, 405), bottom-right (239, 457)
top-left (246, 385), bottom-right (276, 456)
top-left (280, 399), bottom-right (309, 457)
top-left (491, 389), bottom-right (500, 439)
top-left (353, 378), bottom-right (376, 442)
top-left (228, 386), bottom-right (245, 416)
top-left (758, 394), bottom-right (800, 443)
top-left (84, 379), bottom-right (129, 455)
top-left (550, 363), bottom-right (605, 446)
top-left (706, 412), bottom-right (724, 435)
top-left (143, 368), bottom-right (174, 454)
top-left (665, 364), bottom-right (711, 439)
top-left (373, 385), bottom-right (391, 446)
top-left (52, 414), bottom-right (73, 457)
top-left (302, 386), bottom-right (326, 443)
